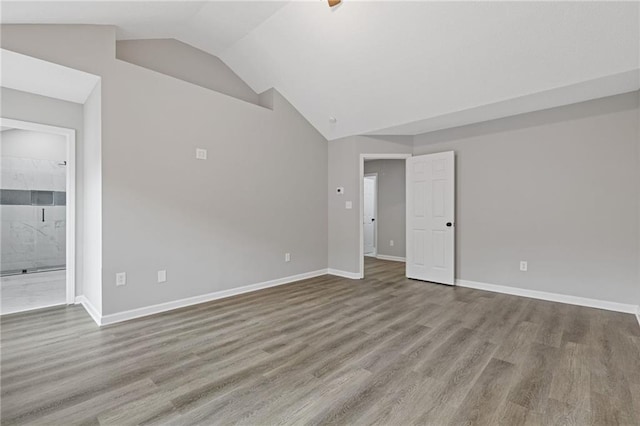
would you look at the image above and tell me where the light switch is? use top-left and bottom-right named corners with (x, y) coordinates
top-left (345, 201), bottom-right (352, 209)
top-left (158, 270), bottom-right (167, 283)
top-left (196, 148), bottom-right (208, 160)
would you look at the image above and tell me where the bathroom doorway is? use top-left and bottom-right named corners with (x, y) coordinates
top-left (1, 119), bottom-right (76, 314)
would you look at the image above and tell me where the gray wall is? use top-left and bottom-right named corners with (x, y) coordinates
top-left (363, 159), bottom-right (406, 258)
top-left (116, 39), bottom-right (260, 106)
top-left (2, 25), bottom-right (328, 316)
top-left (328, 135), bottom-right (412, 273)
top-left (414, 92), bottom-right (640, 304)
top-left (0, 87), bottom-right (85, 297)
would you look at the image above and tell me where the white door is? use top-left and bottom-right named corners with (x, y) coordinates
top-left (363, 175), bottom-right (377, 256)
top-left (406, 152), bottom-right (455, 285)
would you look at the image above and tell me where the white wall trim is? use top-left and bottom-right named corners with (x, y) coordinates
top-left (376, 255), bottom-right (406, 262)
top-left (1, 118), bottom-right (77, 306)
top-left (359, 153), bottom-right (412, 279)
top-left (636, 306), bottom-right (640, 329)
top-left (75, 296), bottom-right (102, 326)
top-left (327, 268), bottom-right (362, 279)
top-left (81, 269), bottom-right (327, 326)
top-left (456, 279), bottom-right (638, 314)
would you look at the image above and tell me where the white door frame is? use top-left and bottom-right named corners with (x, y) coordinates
top-left (0, 117), bottom-right (76, 305)
top-left (359, 153), bottom-right (412, 278)
top-left (363, 173), bottom-right (378, 257)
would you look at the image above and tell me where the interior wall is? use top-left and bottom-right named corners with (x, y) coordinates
top-left (363, 159), bottom-right (406, 259)
top-left (116, 39), bottom-right (260, 106)
top-left (82, 82), bottom-right (102, 314)
top-left (413, 91), bottom-right (640, 305)
top-left (0, 87), bottom-right (84, 296)
top-left (1, 129), bottom-right (66, 160)
top-left (328, 135), bottom-right (412, 273)
top-left (1, 25), bottom-right (328, 316)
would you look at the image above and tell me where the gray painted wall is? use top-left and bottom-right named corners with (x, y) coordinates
top-left (2, 25), bottom-right (328, 316)
top-left (0, 87), bottom-right (85, 297)
top-left (363, 159), bottom-right (406, 259)
top-left (116, 39), bottom-right (260, 106)
top-left (413, 92), bottom-right (640, 305)
top-left (328, 135), bottom-right (413, 273)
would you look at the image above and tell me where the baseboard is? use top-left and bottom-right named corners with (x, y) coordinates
top-left (636, 306), bottom-right (640, 329)
top-left (327, 268), bottom-right (362, 279)
top-left (98, 269), bottom-right (328, 326)
top-left (376, 255), bottom-right (406, 262)
top-left (456, 279), bottom-right (638, 314)
top-left (75, 295), bottom-right (102, 326)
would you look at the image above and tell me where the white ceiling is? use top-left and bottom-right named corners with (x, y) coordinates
top-left (1, 49), bottom-right (100, 103)
top-left (2, 1), bottom-right (639, 140)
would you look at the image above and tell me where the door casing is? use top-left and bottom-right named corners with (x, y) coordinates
top-left (0, 117), bottom-right (76, 305)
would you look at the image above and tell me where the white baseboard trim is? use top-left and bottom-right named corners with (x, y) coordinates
top-left (97, 269), bottom-right (328, 326)
top-left (327, 269), bottom-right (362, 279)
top-left (456, 279), bottom-right (638, 314)
top-left (636, 306), bottom-right (640, 329)
top-left (376, 255), bottom-right (406, 262)
top-left (75, 295), bottom-right (102, 326)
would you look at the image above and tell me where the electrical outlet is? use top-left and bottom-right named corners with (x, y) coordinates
top-left (285, 253), bottom-right (291, 262)
top-left (390, 240), bottom-right (394, 247)
top-left (157, 270), bottom-right (167, 283)
top-left (520, 261), bottom-right (528, 272)
top-left (345, 201), bottom-right (352, 209)
top-left (116, 272), bottom-right (126, 286)
top-left (196, 148), bottom-right (207, 160)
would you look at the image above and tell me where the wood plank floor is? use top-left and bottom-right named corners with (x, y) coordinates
top-left (2, 257), bottom-right (639, 425)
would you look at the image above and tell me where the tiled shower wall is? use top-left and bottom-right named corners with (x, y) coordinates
top-left (1, 157), bottom-right (66, 274)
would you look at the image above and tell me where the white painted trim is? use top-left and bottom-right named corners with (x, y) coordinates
top-left (636, 306), bottom-right (640, 329)
top-left (456, 279), bottom-right (638, 314)
top-left (359, 153), bottom-right (412, 279)
top-left (376, 255), bottom-right (406, 262)
top-left (93, 269), bottom-right (328, 326)
top-left (363, 173), bottom-right (378, 257)
top-left (75, 296), bottom-right (102, 326)
top-left (327, 269), bottom-right (362, 280)
top-left (0, 118), bottom-right (76, 305)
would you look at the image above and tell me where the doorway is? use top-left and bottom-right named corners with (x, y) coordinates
top-left (359, 153), bottom-right (411, 278)
top-left (0, 118), bottom-right (76, 314)
top-left (363, 174), bottom-right (377, 257)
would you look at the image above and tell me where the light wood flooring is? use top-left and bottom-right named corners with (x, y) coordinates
top-left (1, 257), bottom-right (639, 425)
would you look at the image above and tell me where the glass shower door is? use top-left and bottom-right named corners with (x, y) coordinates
top-left (34, 204), bottom-right (66, 272)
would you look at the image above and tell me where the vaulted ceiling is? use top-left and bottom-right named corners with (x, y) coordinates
top-left (2, 1), bottom-right (639, 140)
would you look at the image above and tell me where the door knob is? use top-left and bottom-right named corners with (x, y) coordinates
top-left (446, 222), bottom-right (453, 227)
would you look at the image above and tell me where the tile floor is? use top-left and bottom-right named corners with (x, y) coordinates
top-left (0, 270), bottom-right (66, 315)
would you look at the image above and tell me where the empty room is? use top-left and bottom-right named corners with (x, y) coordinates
top-left (0, 1), bottom-right (639, 425)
